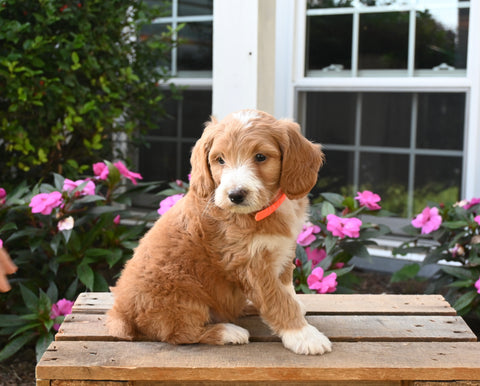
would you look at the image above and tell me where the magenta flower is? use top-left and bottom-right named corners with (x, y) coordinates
top-left (113, 214), bottom-right (121, 225)
top-left (63, 179), bottom-right (96, 196)
top-left (326, 214), bottom-right (362, 239)
top-left (411, 206), bottom-right (442, 234)
top-left (114, 161), bottom-right (143, 185)
top-left (0, 188), bottom-right (6, 205)
top-left (355, 190), bottom-right (381, 210)
top-left (305, 247), bottom-right (326, 266)
top-left (50, 298), bottom-right (74, 331)
top-left (0, 239), bottom-right (3, 249)
top-left (307, 267), bottom-right (337, 294)
top-left (475, 277), bottom-right (480, 294)
top-left (475, 215), bottom-right (480, 226)
top-left (464, 198), bottom-right (480, 210)
top-left (29, 192), bottom-right (63, 215)
top-left (158, 194), bottom-right (184, 215)
top-left (297, 223), bottom-right (321, 246)
top-left (93, 162), bottom-right (109, 180)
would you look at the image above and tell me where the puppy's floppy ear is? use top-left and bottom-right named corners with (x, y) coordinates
top-left (189, 118), bottom-right (216, 198)
top-left (278, 119), bottom-right (324, 200)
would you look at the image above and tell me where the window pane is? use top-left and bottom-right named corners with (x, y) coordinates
top-left (306, 15), bottom-right (352, 75)
top-left (307, 0), bottom-right (353, 9)
top-left (177, 22), bottom-right (213, 73)
top-left (145, 93), bottom-right (178, 137)
top-left (361, 93), bottom-right (411, 147)
top-left (359, 0), bottom-right (410, 6)
top-left (414, 155), bottom-right (462, 212)
top-left (358, 12), bottom-right (409, 70)
top-left (140, 23), bottom-right (172, 71)
top-left (416, 93), bottom-right (465, 150)
top-left (415, 8), bottom-right (469, 71)
top-left (359, 153), bottom-right (410, 216)
top-left (316, 150), bottom-right (355, 195)
top-left (178, 0), bottom-right (213, 16)
top-left (139, 141), bottom-right (178, 182)
top-left (181, 90), bottom-right (212, 138)
top-left (305, 92), bottom-right (356, 145)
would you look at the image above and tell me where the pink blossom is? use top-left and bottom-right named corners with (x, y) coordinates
top-left (411, 206), bottom-right (442, 234)
top-left (63, 179), bottom-right (96, 196)
top-left (355, 190), bottom-right (381, 210)
top-left (326, 214), bottom-right (362, 239)
top-left (0, 188), bottom-right (6, 205)
top-left (114, 161), bottom-right (143, 185)
top-left (475, 277), bottom-right (480, 294)
top-left (113, 215), bottom-right (121, 225)
top-left (297, 224), bottom-right (321, 246)
top-left (93, 162), bottom-right (109, 180)
top-left (305, 247), bottom-right (326, 266)
top-left (50, 298), bottom-right (74, 331)
top-left (475, 215), bottom-right (480, 226)
top-left (158, 194), bottom-right (184, 215)
top-left (464, 198), bottom-right (480, 210)
top-left (29, 192), bottom-right (63, 215)
top-left (307, 267), bottom-right (337, 294)
top-left (0, 239), bottom-right (3, 249)
top-left (57, 216), bottom-right (74, 231)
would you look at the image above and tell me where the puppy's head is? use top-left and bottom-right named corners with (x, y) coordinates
top-left (190, 109), bottom-right (324, 214)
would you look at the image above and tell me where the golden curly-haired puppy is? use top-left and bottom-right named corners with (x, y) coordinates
top-left (107, 109), bottom-right (331, 355)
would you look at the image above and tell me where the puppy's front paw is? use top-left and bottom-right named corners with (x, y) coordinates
top-left (280, 324), bottom-right (332, 355)
top-left (221, 323), bottom-right (250, 345)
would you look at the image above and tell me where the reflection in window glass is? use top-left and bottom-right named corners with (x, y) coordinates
top-left (305, 92), bottom-right (356, 145)
top-left (181, 90), bottom-right (212, 138)
top-left (358, 12), bottom-right (409, 70)
top-left (414, 155), bottom-right (462, 213)
top-left (316, 150), bottom-right (355, 195)
top-left (416, 93), bottom-right (465, 150)
top-left (359, 153), bottom-right (410, 215)
top-left (415, 8), bottom-right (469, 70)
top-left (177, 22), bottom-right (213, 73)
top-left (307, 0), bottom-right (353, 9)
top-left (306, 15), bottom-right (352, 74)
top-left (178, 0), bottom-right (213, 16)
top-left (361, 93), bottom-right (411, 148)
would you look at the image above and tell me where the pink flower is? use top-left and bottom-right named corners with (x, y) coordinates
top-left (114, 161), bottom-right (143, 185)
top-left (355, 190), bottom-right (381, 210)
top-left (93, 162), bottom-right (109, 180)
top-left (29, 192), bottom-right (63, 215)
top-left (0, 239), bottom-right (3, 249)
top-left (158, 194), bottom-right (184, 215)
top-left (475, 215), bottom-right (480, 226)
top-left (57, 216), bottom-right (74, 231)
top-left (326, 214), bottom-right (362, 239)
top-left (50, 298), bottom-right (74, 331)
top-left (307, 267), bottom-right (337, 294)
top-left (475, 277), bottom-right (480, 294)
top-left (297, 224), bottom-right (321, 246)
top-left (63, 179), bottom-right (96, 196)
top-left (305, 247), bottom-right (326, 266)
top-left (464, 198), bottom-right (480, 210)
top-left (113, 215), bottom-right (121, 225)
top-left (0, 188), bottom-right (6, 205)
top-left (411, 206), bottom-right (442, 234)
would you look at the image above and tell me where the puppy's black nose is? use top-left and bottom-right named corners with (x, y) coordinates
top-left (228, 189), bottom-right (247, 204)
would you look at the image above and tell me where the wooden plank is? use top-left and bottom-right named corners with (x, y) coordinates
top-left (71, 293), bottom-right (457, 316)
top-left (36, 341), bottom-right (480, 382)
top-left (56, 313), bottom-right (477, 343)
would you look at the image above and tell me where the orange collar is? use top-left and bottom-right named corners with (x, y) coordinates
top-left (255, 191), bottom-right (287, 221)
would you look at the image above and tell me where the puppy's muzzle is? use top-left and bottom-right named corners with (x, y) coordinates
top-left (228, 188), bottom-right (248, 205)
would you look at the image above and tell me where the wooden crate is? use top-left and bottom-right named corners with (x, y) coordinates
top-left (36, 292), bottom-right (480, 385)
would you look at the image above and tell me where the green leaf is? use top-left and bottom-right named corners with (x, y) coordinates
top-left (0, 314), bottom-right (25, 328)
top-left (340, 240), bottom-right (370, 258)
top-left (441, 266), bottom-right (473, 280)
top-left (453, 290), bottom-right (478, 313)
top-left (442, 220), bottom-right (469, 229)
top-left (390, 263), bottom-right (420, 283)
top-left (20, 284), bottom-right (38, 312)
top-left (320, 193), bottom-right (344, 209)
top-left (36, 332), bottom-right (54, 362)
top-left (0, 332), bottom-right (36, 362)
top-left (321, 202), bottom-right (336, 218)
top-left (77, 263), bottom-right (94, 290)
top-left (325, 234), bottom-right (337, 255)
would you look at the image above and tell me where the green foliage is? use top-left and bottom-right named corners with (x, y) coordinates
top-left (0, 161), bottom-right (161, 361)
top-left (0, 0), bottom-right (177, 184)
top-left (393, 200), bottom-right (480, 316)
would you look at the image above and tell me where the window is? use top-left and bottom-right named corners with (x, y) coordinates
top-left (137, 0), bottom-right (213, 190)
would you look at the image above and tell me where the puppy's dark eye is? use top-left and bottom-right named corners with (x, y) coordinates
top-left (255, 154), bottom-right (267, 162)
top-left (217, 157), bottom-right (225, 165)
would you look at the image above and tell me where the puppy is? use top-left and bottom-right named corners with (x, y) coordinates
top-left (107, 109), bottom-right (331, 355)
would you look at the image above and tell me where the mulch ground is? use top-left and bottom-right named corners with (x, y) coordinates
top-left (0, 269), bottom-right (478, 385)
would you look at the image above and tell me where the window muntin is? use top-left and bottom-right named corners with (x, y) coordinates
top-left (302, 91), bottom-right (465, 217)
top-left (305, 0), bottom-right (470, 77)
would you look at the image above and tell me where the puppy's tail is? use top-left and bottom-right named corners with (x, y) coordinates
top-left (106, 308), bottom-right (136, 341)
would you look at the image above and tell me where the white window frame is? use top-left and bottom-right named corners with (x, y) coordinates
top-left (275, 0), bottom-right (480, 202)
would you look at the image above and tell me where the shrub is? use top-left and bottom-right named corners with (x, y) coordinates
top-left (0, 0), bottom-right (176, 185)
top-left (0, 161), bottom-right (160, 361)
